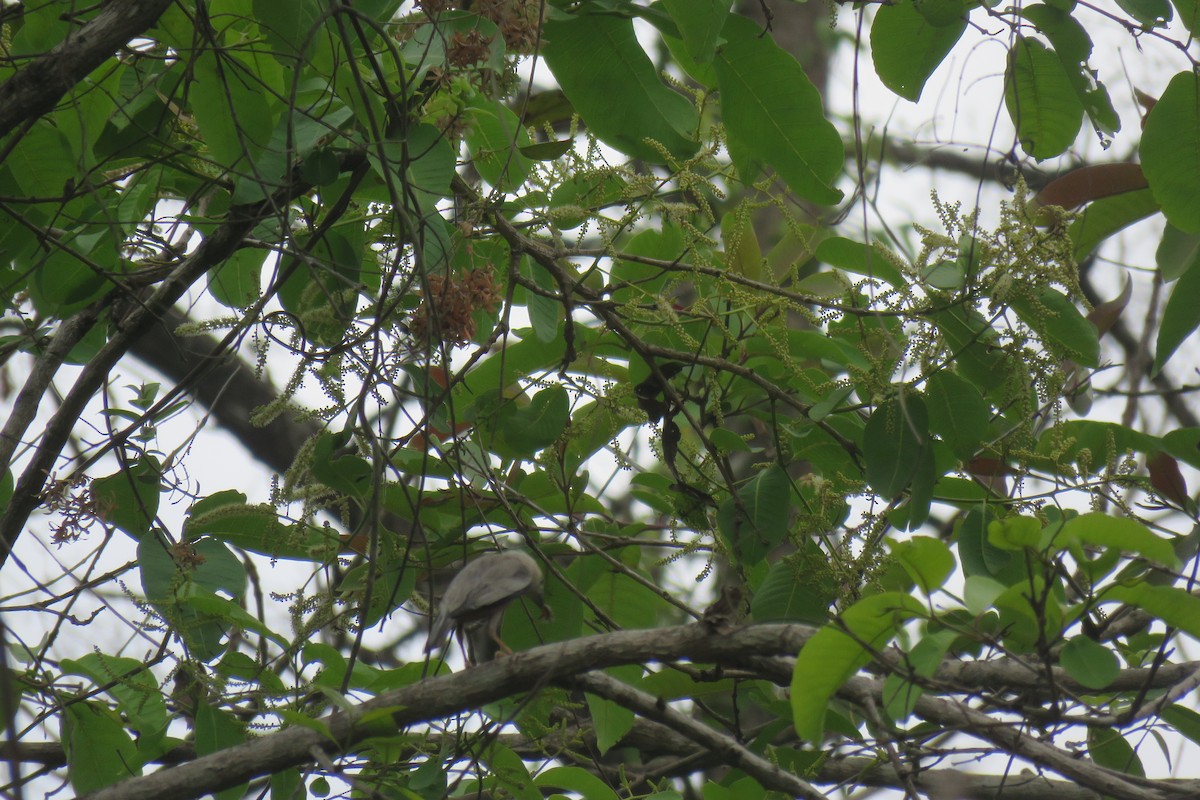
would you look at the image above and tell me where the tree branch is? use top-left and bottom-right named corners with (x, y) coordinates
top-left (0, 0), bottom-right (175, 138)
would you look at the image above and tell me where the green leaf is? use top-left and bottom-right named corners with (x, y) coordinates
top-left (190, 51), bottom-right (277, 170)
top-left (1008, 285), bottom-right (1099, 367)
top-left (1055, 512), bottom-right (1178, 567)
top-left (988, 515), bottom-right (1042, 550)
top-left (1088, 728), bottom-right (1146, 777)
top-left (536, 766), bottom-right (622, 800)
top-left (714, 15), bottom-right (843, 205)
top-left (1163, 704), bottom-right (1200, 746)
top-left (1105, 583), bottom-right (1200, 640)
top-left (1170, 0), bottom-right (1200, 30)
top-left (6, 120), bottom-right (76, 197)
top-left (92, 457), bottom-right (162, 540)
top-left (1004, 37), bottom-right (1084, 160)
top-left (61, 654), bottom-right (168, 745)
top-left (1060, 636), bottom-right (1119, 689)
top-left (924, 372), bottom-right (989, 459)
top-left (863, 396), bottom-right (931, 498)
top-left (518, 139), bottom-right (573, 161)
top-left (751, 552), bottom-right (835, 624)
top-left (882, 630), bottom-right (957, 722)
top-left (1142, 71), bottom-right (1200, 233)
top-left (1069, 187), bottom-right (1160, 261)
top-left (1020, 5), bottom-right (1119, 135)
top-left (889, 536), bottom-right (955, 594)
top-left (184, 592), bottom-right (290, 650)
top-left (63, 700), bottom-right (140, 792)
top-left (466, 98), bottom-right (533, 192)
top-left (208, 248), bottom-right (263, 309)
top-left (1114, 0), bottom-right (1172, 26)
top-left (716, 464), bottom-right (792, 563)
top-left (1156, 223), bottom-right (1200, 282)
top-left (541, 12), bottom-right (698, 164)
top-left (586, 670), bottom-right (639, 755)
top-left (814, 237), bottom-right (903, 286)
top-left (662, 0), bottom-right (728, 63)
top-left (871, 0), bottom-right (966, 101)
top-left (195, 704), bottom-right (247, 800)
top-left (1155, 256), bottom-right (1200, 373)
top-left (791, 592), bottom-right (925, 741)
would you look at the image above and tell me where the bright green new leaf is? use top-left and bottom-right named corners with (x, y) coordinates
top-left (792, 592), bottom-right (925, 742)
top-left (1055, 512), bottom-right (1178, 567)
top-left (814, 237), bottom-right (903, 287)
top-left (541, 13), bottom-right (698, 164)
top-left (871, 0), bottom-right (967, 102)
top-left (882, 629), bottom-right (957, 722)
top-left (889, 536), bottom-right (955, 594)
top-left (715, 15), bottom-right (843, 205)
top-left (1105, 583), bottom-right (1200, 640)
top-left (1142, 71), bottom-right (1200, 233)
top-left (987, 515), bottom-right (1042, 550)
top-left (1004, 37), bottom-right (1084, 160)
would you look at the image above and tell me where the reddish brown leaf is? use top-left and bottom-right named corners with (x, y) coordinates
top-left (1087, 277), bottom-right (1132, 338)
top-left (1149, 451), bottom-right (1190, 508)
top-left (1033, 163), bottom-right (1149, 213)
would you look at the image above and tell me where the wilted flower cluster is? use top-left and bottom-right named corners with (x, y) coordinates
top-left (408, 268), bottom-right (501, 349)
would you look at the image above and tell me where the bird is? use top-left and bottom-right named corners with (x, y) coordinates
top-left (424, 550), bottom-right (551, 663)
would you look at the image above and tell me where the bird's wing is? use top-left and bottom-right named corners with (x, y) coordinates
top-left (447, 553), bottom-right (539, 616)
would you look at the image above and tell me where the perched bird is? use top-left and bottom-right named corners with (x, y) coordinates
top-left (425, 550), bottom-right (551, 662)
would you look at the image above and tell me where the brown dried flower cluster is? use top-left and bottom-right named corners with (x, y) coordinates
top-left (408, 268), bottom-right (501, 349)
top-left (415, 0), bottom-right (541, 55)
top-left (449, 29), bottom-right (494, 67)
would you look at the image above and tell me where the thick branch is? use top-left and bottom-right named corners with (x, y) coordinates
top-left (0, 0), bottom-right (174, 138)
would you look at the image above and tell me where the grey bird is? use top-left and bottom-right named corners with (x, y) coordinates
top-left (425, 550), bottom-right (551, 662)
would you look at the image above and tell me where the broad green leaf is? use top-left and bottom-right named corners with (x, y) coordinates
top-left (791, 592), bottom-right (925, 741)
top-left (1170, 0), bottom-right (1200, 29)
top-left (988, 515), bottom-right (1042, 550)
top-left (751, 550), bottom-right (836, 624)
top-left (721, 208), bottom-right (763, 281)
top-left (964, 575), bottom-right (1007, 615)
top-left (1035, 420), bottom-right (1161, 474)
top-left (208, 248), bottom-right (263, 309)
top-left (61, 655), bottom-right (168, 746)
top-left (1020, 5), bottom-right (1119, 135)
top-left (1155, 256), bottom-right (1200, 373)
top-left (1142, 71), bottom-right (1200, 233)
top-left (190, 50), bottom-right (277, 171)
top-left (871, 0), bottom-right (966, 102)
top-left (586, 669), bottom-right (640, 755)
top-left (1008, 285), bottom-right (1099, 367)
top-left (882, 629), bottom-right (957, 722)
top-left (913, 0), bottom-right (967, 25)
top-left (1105, 584), bottom-right (1200, 639)
top-left (924, 371), bottom-right (989, 459)
top-left (1061, 636), bottom-right (1119, 689)
top-left (537, 766), bottom-right (622, 800)
top-left (1114, 0), bottom-right (1172, 26)
top-left (930, 305), bottom-right (1012, 394)
top-left (5, 121), bottom-right (76, 197)
top-left (1088, 728), bottom-right (1146, 777)
top-left (715, 15), bottom-right (843, 205)
top-left (1156, 223), bottom-right (1200, 282)
top-left (1163, 704), bottom-right (1200, 746)
top-left (662, 0), bottom-right (728, 63)
top-left (863, 396), bottom-right (931, 498)
top-left (63, 700), bottom-right (140, 792)
top-left (541, 13), bottom-right (698, 164)
top-left (814, 237), bottom-right (903, 286)
top-left (716, 464), bottom-right (792, 563)
top-left (184, 592), bottom-right (290, 650)
top-left (466, 98), bottom-right (533, 192)
top-left (196, 705), bottom-right (247, 800)
top-left (1004, 37), bottom-right (1084, 160)
top-left (889, 536), bottom-right (955, 593)
top-left (1055, 512), bottom-right (1178, 567)
top-left (92, 456), bottom-right (162, 540)
top-left (1069, 187), bottom-right (1160, 261)
top-left (483, 742), bottom-right (540, 800)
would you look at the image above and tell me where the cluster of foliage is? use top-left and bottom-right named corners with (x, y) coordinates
top-left (5, 0), bottom-right (1200, 798)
